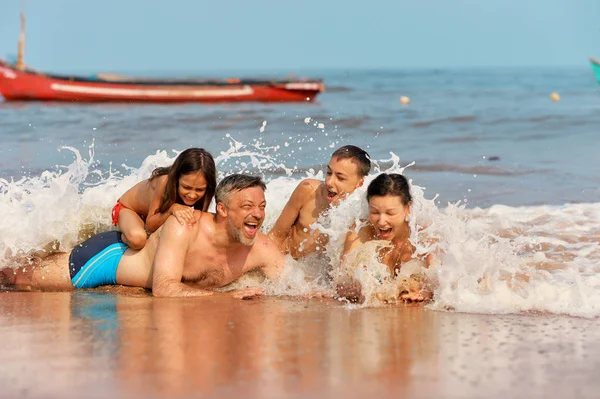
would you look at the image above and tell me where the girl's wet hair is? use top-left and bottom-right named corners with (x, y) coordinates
top-left (151, 148), bottom-right (217, 213)
top-left (366, 173), bottom-right (412, 205)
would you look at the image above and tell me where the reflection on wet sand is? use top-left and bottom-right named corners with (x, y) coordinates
top-left (114, 295), bottom-right (439, 398)
top-left (1, 291), bottom-right (600, 398)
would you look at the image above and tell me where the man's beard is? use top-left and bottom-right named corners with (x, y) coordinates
top-left (226, 218), bottom-right (256, 246)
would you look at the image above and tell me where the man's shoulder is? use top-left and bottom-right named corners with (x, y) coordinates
top-left (251, 233), bottom-right (280, 255)
top-left (159, 210), bottom-right (213, 239)
top-left (245, 233), bottom-right (285, 275)
top-left (193, 211), bottom-right (217, 234)
top-left (195, 210), bottom-right (215, 221)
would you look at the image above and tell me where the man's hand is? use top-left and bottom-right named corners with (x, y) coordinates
top-left (230, 286), bottom-right (264, 300)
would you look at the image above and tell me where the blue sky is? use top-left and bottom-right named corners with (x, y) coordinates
top-left (0, 0), bottom-right (598, 72)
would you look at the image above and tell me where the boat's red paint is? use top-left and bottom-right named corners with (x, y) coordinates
top-left (0, 60), bottom-right (324, 103)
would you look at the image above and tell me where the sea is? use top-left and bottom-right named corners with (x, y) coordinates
top-left (1, 67), bottom-right (600, 317)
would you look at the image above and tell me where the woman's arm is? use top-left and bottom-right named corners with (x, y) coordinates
top-left (336, 229), bottom-right (367, 302)
top-left (145, 177), bottom-right (195, 233)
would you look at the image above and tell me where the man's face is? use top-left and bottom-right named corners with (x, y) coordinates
top-left (223, 186), bottom-right (266, 246)
top-left (325, 156), bottom-right (364, 205)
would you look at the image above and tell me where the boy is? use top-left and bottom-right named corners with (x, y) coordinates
top-left (268, 145), bottom-right (371, 259)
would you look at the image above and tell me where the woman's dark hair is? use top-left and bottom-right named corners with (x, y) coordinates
top-left (366, 173), bottom-right (412, 205)
top-left (150, 148), bottom-right (217, 213)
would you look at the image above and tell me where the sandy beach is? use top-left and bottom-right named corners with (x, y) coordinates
top-left (0, 290), bottom-right (598, 399)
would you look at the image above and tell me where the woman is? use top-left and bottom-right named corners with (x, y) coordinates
top-left (337, 173), bottom-right (434, 304)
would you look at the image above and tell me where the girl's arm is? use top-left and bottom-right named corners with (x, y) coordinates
top-left (145, 177), bottom-right (169, 233)
top-left (145, 177), bottom-right (195, 233)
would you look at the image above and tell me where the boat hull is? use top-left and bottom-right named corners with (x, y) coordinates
top-left (0, 62), bottom-right (324, 103)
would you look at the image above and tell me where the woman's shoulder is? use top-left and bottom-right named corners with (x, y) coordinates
top-left (346, 221), bottom-right (375, 243)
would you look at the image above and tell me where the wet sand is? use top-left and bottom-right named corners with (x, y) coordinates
top-left (1, 291), bottom-right (599, 399)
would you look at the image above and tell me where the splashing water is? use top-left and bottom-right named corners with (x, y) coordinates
top-left (1, 136), bottom-right (599, 318)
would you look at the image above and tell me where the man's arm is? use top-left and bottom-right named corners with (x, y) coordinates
top-left (267, 179), bottom-right (318, 253)
top-left (257, 234), bottom-right (286, 281)
top-left (151, 215), bottom-right (213, 298)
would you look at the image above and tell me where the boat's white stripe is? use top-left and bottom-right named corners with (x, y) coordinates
top-left (50, 83), bottom-right (254, 97)
top-left (0, 67), bottom-right (17, 79)
top-left (284, 82), bottom-right (322, 90)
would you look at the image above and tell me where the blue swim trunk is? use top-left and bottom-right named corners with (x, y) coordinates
top-left (68, 231), bottom-right (128, 289)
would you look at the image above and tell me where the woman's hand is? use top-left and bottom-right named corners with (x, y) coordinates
top-left (399, 274), bottom-right (433, 303)
top-left (336, 277), bottom-right (365, 303)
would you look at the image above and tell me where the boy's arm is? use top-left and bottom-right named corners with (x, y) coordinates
top-left (267, 180), bottom-right (317, 252)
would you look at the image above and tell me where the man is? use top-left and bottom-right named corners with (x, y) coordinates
top-left (1, 174), bottom-right (284, 298)
top-left (268, 145), bottom-right (371, 260)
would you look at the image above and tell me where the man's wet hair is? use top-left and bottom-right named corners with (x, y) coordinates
top-left (215, 174), bottom-right (267, 205)
top-left (331, 145), bottom-right (371, 177)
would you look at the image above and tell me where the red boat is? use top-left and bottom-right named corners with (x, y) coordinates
top-left (0, 60), bottom-right (324, 103)
top-left (0, 8), bottom-right (324, 103)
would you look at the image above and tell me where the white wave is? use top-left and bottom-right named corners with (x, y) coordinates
top-left (1, 137), bottom-right (599, 318)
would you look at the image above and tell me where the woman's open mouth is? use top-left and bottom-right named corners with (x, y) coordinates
top-left (378, 227), bottom-right (393, 240)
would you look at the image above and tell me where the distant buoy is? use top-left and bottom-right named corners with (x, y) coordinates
top-left (400, 96), bottom-right (411, 105)
top-left (550, 92), bottom-right (560, 102)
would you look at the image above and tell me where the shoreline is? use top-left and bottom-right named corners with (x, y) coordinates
top-left (1, 291), bottom-right (599, 398)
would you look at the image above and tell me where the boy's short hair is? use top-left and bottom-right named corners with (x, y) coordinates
top-left (331, 145), bottom-right (371, 177)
